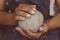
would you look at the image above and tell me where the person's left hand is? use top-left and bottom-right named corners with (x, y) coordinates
top-left (15, 24), bottom-right (48, 39)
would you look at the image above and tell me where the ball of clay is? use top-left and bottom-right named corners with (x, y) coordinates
top-left (18, 10), bottom-right (44, 32)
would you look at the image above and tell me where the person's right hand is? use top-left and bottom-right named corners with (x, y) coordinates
top-left (15, 24), bottom-right (48, 39)
top-left (15, 4), bottom-right (36, 21)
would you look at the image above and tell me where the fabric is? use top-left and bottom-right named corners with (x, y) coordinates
top-left (50, 0), bottom-right (55, 16)
top-left (2, 0), bottom-right (59, 40)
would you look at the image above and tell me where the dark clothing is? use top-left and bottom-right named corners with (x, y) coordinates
top-left (2, 0), bottom-right (59, 40)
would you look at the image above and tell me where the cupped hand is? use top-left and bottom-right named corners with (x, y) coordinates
top-left (15, 24), bottom-right (48, 39)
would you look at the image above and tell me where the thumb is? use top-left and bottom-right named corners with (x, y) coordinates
top-left (39, 24), bottom-right (48, 32)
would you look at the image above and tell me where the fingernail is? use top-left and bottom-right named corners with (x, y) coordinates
top-left (40, 27), bottom-right (44, 31)
top-left (26, 14), bottom-right (31, 18)
top-left (30, 11), bottom-right (35, 14)
top-left (20, 17), bottom-right (25, 20)
top-left (33, 8), bottom-right (36, 11)
top-left (15, 27), bottom-right (20, 31)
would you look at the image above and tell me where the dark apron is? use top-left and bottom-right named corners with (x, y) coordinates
top-left (2, 0), bottom-right (59, 40)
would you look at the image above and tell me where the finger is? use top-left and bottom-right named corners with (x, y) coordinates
top-left (18, 4), bottom-right (36, 11)
top-left (32, 32), bottom-right (44, 39)
top-left (39, 24), bottom-right (48, 32)
top-left (16, 5), bottom-right (36, 15)
top-left (15, 11), bottom-right (31, 18)
top-left (30, 5), bottom-right (36, 8)
top-left (15, 16), bottom-right (25, 21)
top-left (39, 27), bottom-right (45, 32)
top-left (22, 28), bottom-right (38, 38)
top-left (15, 27), bottom-right (31, 38)
top-left (28, 5), bottom-right (36, 11)
top-left (23, 28), bottom-right (33, 36)
top-left (23, 27), bottom-right (44, 38)
top-left (18, 4), bottom-right (36, 8)
top-left (23, 28), bottom-right (44, 39)
top-left (16, 7), bottom-right (36, 15)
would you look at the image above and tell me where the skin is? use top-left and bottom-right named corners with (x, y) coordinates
top-left (0, 0), bottom-right (60, 39)
top-left (0, 0), bottom-right (36, 39)
top-left (15, 0), bottom-right (60, 39)
top-left (15, 4), bottom-right (36, 21)
top-left (15, 4), bottom-right (46, 39)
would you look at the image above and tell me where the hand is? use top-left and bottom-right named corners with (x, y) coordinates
top-left (15, 4), bottom-right (36, 21)
top-left (15, 24), bottom-right (48, 39)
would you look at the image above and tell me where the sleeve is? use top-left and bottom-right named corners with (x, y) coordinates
top-left (0, 12), bottom-right (17, 26)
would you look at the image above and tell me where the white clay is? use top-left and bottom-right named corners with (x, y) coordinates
top-left (18, 10), bottom-right (44, 32)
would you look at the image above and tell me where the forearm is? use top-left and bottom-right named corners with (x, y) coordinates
top-left (0, 12), bottom-right (16, 26)
top-left (45, 13), bottom-right (60, 30)
top-left (46, 0), bottom-right (60, 30)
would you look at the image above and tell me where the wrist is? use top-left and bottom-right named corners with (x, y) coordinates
top-left (0, 12), bottom-right (17, 26)
top-left (6, 13), bottom-right (17, 26)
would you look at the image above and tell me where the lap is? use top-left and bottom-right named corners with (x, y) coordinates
top-left (1, 27), bottom-right (59, 40)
